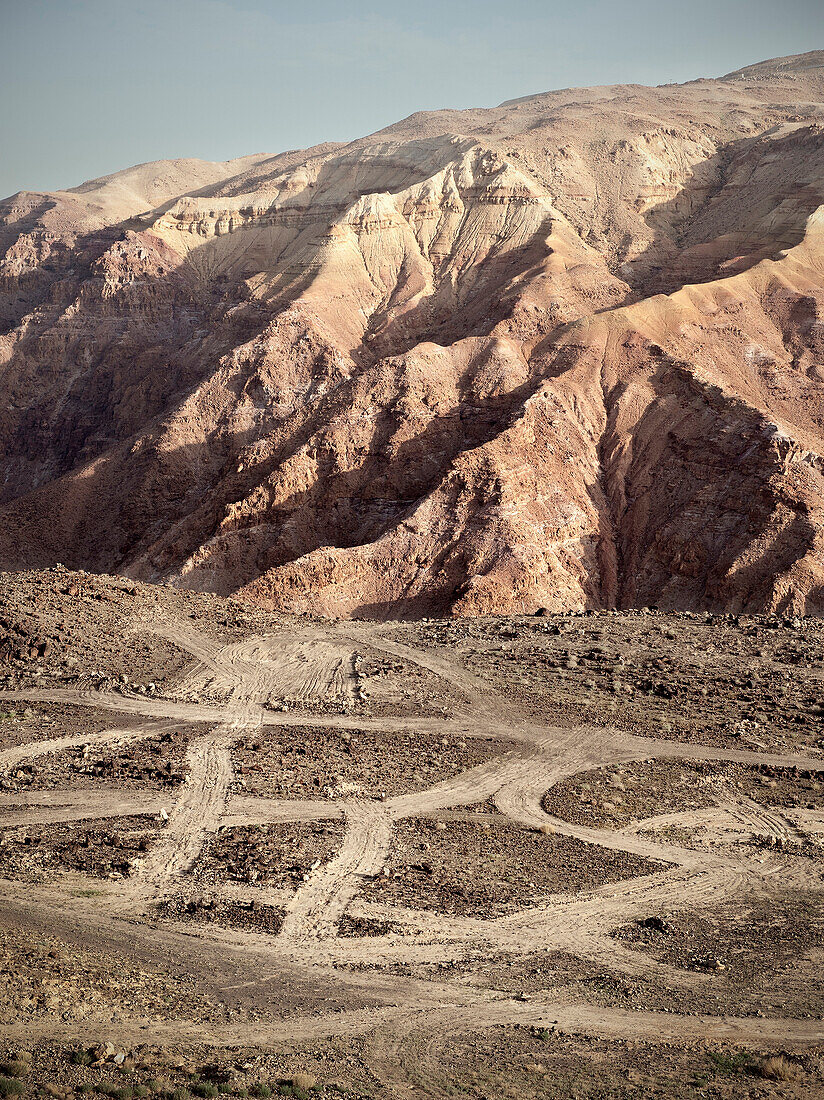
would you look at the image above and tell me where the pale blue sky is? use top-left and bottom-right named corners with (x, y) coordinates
top-left (1, 0), bottom-right (822, 198)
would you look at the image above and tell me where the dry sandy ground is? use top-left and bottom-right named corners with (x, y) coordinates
top-left (1, 569), bottom-right (824, 1097)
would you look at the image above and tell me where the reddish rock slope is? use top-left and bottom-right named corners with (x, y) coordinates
top-left (3, 53), bottom-right (824, 617)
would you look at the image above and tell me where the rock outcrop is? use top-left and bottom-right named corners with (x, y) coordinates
top-left (3, 53), bottom-right (824, 617)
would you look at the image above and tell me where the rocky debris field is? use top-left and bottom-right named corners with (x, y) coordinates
top-left (2, 724), bottom-right (196, 795)
top-left (360, 817), bottom-right (670, 918)
top-left (0, 1036), bottom-right (375, 1100)
top-left (191, 823), bottom-right (346, 890)
top-left (0, 923), bottom-right (223, 1029)
top-left (0, 815), bottom-right (161, 882)
top-left (542, 757), bottom-right (824, 830)
top-left (400, 610), bottom-right (824, 750)
top-left (0, 1030), bottom-right (820, 1100)
top-left (157, 896), bottom-right (287, 936)
top-left (231, 728), bottom-right (515, 801)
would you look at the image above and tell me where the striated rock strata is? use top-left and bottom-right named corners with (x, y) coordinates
top-left (4, 53), bottom-right (824, 616)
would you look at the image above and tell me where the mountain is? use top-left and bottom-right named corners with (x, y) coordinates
top-left (3, 52), bottom-right (824, 617)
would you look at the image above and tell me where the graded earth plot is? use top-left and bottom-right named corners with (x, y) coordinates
top-left (0, 704), bottom-right (154, 753)
top-left (1, 723), bottom-right (197, 795)
top-left (0, 815), bottom-right (162, 882)
top-left (230, 727), bottom-right (516, 801)
top-left (397, 611), bottom-right (824, 750)
top-left (542, 758), bottom-right (824, 832)
top-left (359, 817), bottom-right (669, 917)
top-left (612, 890), bottom-right (824, 1019)
top-left (1, 569), bottom-right (824, 1095)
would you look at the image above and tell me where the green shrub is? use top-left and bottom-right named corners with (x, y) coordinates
top-left (134, 1087), bottom-right (150, 1098)
top-left (276, 1087), bottom-right (309, 1100)
top-left (706, 1050), bottom-right (755, 1076)
top-left (0, 1079), bottom-right (25, 1098)
top-left (71, 1051), bottom-right (94, 1067)
top-left (171, 1089), bottom-right (192, 1100)
top-left (190, 1083), bottom-right (218, 1099)
top-left (248, 1087), bottom-right (270, 1100)
top-left (99, 1085), bottom-right (134, 1100)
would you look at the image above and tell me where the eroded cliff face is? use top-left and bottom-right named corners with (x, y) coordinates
top-left (3, 54), bottom-right (824, 617)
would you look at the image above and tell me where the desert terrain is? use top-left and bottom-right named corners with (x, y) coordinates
top-left (3, 53), bottom-right (824, 616)
top-left (5, 48), bottom-right (824, 1098)
top-left (0, 567), bottom-right (823, 1096)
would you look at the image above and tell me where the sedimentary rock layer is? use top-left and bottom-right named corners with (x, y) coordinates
top-left (3, 52), bottom-right (824, 616)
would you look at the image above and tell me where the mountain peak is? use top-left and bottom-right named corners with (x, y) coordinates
top-left (2, 58), bottom-right (824, 617)
top-left (721, 49), bottom-right (824, 81)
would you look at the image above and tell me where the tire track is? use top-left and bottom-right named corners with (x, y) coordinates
top-left (0, 722), bottom-right (163, 774)
top-left (280, 799), bottom-right (393, 939)
top-left (5, 612), bottom-right (824, 1059)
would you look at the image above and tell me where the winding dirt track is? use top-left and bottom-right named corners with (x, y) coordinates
top-left (2, 616), bottom-right (824, 1090)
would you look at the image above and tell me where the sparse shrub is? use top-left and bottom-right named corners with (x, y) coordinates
top-left (99, 1085), bottom-right (134, 1100)
top-left (759, 1055), bottom-right (799, 1081)
top-left (70, 1050), bottom-right (93, 1067)
top-left (0, 1064), bottom-right (29, 1079)
top-left (0, 1079), bottom-right (25, 1098)
top-left (705, 1050), bottom-right (755, 1076)
top-left (171, 1090), bottom-right (192, 1100)
top-left (133, 1087), bottom-right (150, 1098)
top-left (247, 1087), bottom-right (270, 1099)
top-left (190, 1082), bottom-right (218, 1099)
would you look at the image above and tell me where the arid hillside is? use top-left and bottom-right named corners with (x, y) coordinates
top-left (3, 52), bottom-right (824, 617)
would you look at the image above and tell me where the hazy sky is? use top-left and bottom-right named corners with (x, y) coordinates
top-left (2, 0), bottom-right (823, 198)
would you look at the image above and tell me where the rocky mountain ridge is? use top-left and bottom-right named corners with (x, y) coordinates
top-left (3, 52), bottom-right (824, 617)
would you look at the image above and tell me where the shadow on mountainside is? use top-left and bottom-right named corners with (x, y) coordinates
top-left (621, 126), bottom-right (824, 297)
top-left (601, 353), bottom-right (824, 614)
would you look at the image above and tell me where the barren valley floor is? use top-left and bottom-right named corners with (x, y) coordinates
top-left (0, 569), bottom-right (823, 1097)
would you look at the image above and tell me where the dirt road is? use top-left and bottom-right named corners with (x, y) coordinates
top-left (2, 614), bottom-right (824, 1092)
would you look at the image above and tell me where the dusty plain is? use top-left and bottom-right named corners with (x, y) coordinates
top-left (0, 568), bottom-right (823, 1097)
